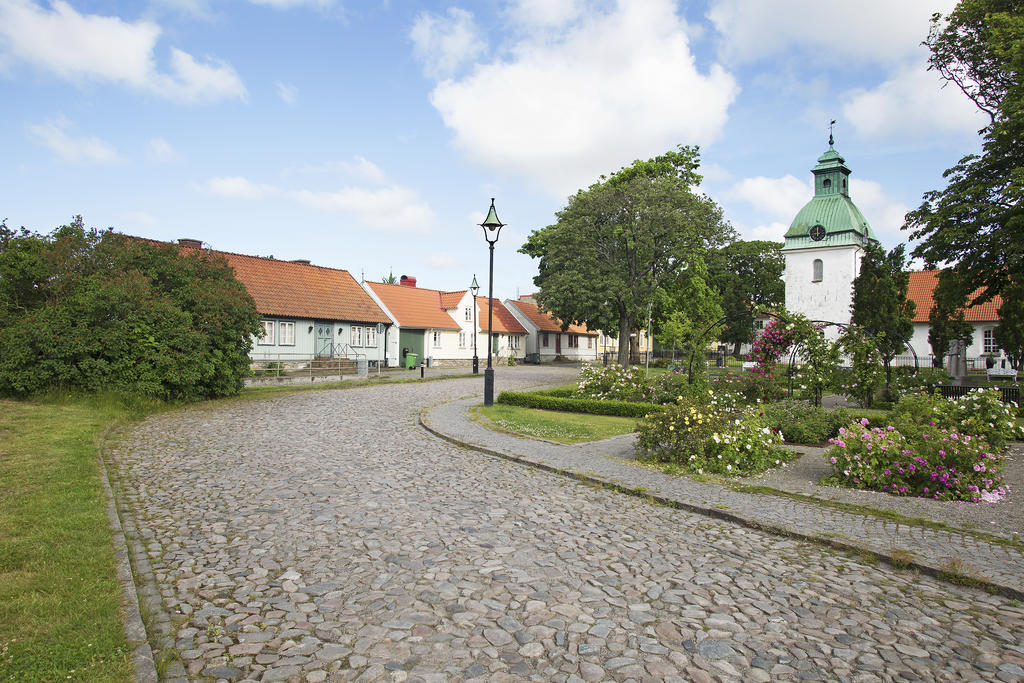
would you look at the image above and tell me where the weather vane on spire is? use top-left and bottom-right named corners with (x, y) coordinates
top-left (828, 119), bottom-right (836, 147)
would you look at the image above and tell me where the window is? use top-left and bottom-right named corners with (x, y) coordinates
top-left (587, 336), bottom-right (592, 349)
top-left (365, 326), bottom-right (377, 347)
top-left (351, 326), bottom-right (363, 347)
top-left (568, 334), bottom-right (580, 348)
top-left (432, 330), bottom-right (442, 347)
top-left (509, 335), bottom-right (521, 350)
top-left (984, 329), bottom-right (1000, 354)
top-left (464, 306), bottom-right (472, 322)
top-left (259, 320), bottom-right (274, 345)
top-left (278, 321), bottom-right (295, 346)
top-left (542, 333), bottom-right (549, 347)
top-left (822, 178), bottom-right (831, 190)
top-left (459, 331), bottom-right (466, 347)
top-left (812, 259), bottom-right (823, 282)
top-left (754, 319), bottom-right (765, 330)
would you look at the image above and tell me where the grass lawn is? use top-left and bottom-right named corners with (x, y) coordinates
top-left (0, 394), bottom-right (149, 682)
top-left (476, 404), bottom-right (638, 444)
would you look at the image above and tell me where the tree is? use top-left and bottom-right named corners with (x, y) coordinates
top-left (0, 217), bottom-right (261, 400)
top-left (927, 275), bottom-right (975, 366)
top-left (520, 146), bottom-right (734, 366)
top-left (995, 280), bottom-right (1024, 367)
top-left (850, 242), bottom-right (916, 388)
top-left (906, 0), bottom-right (1023, 307)
top-left (705, 240), bottom-right (785, 355)
top-left (653, 257), bottom-right (723, 359)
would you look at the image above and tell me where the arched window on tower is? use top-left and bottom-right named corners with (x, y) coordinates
top-left (812, 259), bottom-right (823, 282)
top-left (822, 178), bottom-right (831, 190)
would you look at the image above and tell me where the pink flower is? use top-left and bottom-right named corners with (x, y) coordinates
top-left (860, 418), bottom-right (869, 426)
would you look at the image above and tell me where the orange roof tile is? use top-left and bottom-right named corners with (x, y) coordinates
top-left (367, 282), bottom-right (461, 330)
top-left (439, 291), bottom-right (465, 309)
top-left (906, 270), bottom-right (1001, 322)
top-left (508, 298), bottom-right (595, 335)
top-left (475, 297), bottom-right (528, 335)
top-left (214, 251), bottom-right (391, 323)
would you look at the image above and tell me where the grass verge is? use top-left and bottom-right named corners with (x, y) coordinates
top-left (475, 404), bottom-right (638, 444)
top-left (0, 392), bottom-right (157, 682)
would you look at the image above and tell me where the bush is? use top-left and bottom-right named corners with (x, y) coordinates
top-left (0, 220), bottom-right (260, 400)
top-left (823, 419), bottom-right (1007, 502)
top-left (892, 388), bottom-right (1022, 449)
top-left (574, 364), bottom-right (712, 406)
top-left (635, 402), bottom-right (790, 476)
top-left (496, 391), bottom-right (663, 418)
top-left (758, 400), bottom-right (852, 444)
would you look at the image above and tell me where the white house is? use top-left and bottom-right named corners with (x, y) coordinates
top-left (505, 295), bottom-right (599, 362)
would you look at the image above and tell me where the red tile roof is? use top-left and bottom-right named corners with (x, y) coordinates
top-left (367, 282), bottom-right (461, 330)
top-left (906, 271), bottom-right (1002, 323)
top-left (476, 297), bottom-right (528, 335)
top-left (508, 298), bottom-right (595, 335)
top-left (213, 251), bottom-right (391, 323)
top-left (439, 291), bottom-right (465, 309)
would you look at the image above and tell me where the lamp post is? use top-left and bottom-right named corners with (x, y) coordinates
top-left (479, 198), bottom-right (504, 406)
top-left (470, 274), bottom-right (480, 374)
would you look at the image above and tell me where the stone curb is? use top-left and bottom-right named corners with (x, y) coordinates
top-left (420, 404), bottom-right (1024, 602)
top-left (96, 422), bottom-right (159, 683)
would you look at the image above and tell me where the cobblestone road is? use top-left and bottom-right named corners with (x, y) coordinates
top-left (109, 367), bottom-right (1024, 682)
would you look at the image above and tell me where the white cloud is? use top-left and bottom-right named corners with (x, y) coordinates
top-left (506, 0), bottom-right (581, 29)
top-left (849, 178), bottom-right (910, 245)
top-left (205, 176), bottom-right (277, 200)
top-left (842, 61), bottom-right (987, 141)
top-left (725, 174), bottom-right (811, 221)
top-left (0, 0), bottom-right (246, 103)
top-left (146, 137), bottom-right (179, 163)
top-left (290, 186), bottom-right (435, 232)
top-left (27, 117), bottom-right (120, 163)
top-left (249, 0), bottom-right (335, 8)
top-left (426, 0), bottom-right (738, 197)
top-left (410, 7), bottom-right (485, 79)
top-left (275, 80), bottom-right (297, 105)
top-left (708, 0), bottom-right (957, 66)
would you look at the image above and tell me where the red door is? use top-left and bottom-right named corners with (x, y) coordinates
top-left (555, 334), bottom-right (561, 354)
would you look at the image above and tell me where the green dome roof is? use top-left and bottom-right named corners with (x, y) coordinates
top-left (783, 144), bottom-right (879, 249)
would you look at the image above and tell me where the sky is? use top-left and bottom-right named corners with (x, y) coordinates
top-left (0, 0), bottom-right (988, 300)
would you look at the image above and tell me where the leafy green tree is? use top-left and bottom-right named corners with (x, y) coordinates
top-left (850, 242), bottom-right (916, 388)
top-left (520, 146), bottom-right (734, 366)
top-left (0, 217), bottom-right (260, 400)
top-left (906, 0), bottom-right (1023, 306)
top-left (927, 276), bottom-right (975, 367)
top-left (705, 240), bottom-right (785, 355)
top-left (995, 280), bottom-right (1024, 368)
top-left (653, 258), bottom-right (723, 359)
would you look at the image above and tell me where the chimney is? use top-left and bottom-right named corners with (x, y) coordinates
top-left (291, 259), bottom-right (311, 265)
top-left (400, 275), bottom-right (417, 287)
top-left (178, 238), bottom-right (202, 249)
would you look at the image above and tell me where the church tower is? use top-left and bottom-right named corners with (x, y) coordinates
top-left (782, 136), bottom-right (879, 332)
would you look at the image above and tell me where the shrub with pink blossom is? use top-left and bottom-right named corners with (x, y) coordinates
top-left (823, 418), bottom-right (1008, 502)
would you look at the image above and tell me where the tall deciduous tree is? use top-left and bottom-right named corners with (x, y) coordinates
top-left (927, 275), bottom-right (975, 367)
top-left (906, 0), bottom-right (1023, 306)
top-left (705, 240), bottom-right (785, 356)
top-left (653, 257), bottom-right (723, 359)
top-left (520, 146), bottom-right (734, 366)
top-left (850, 243), bottom-right (917, 386)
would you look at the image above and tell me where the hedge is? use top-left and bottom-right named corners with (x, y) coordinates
top-left (496, 390), bottom-right (665, 418)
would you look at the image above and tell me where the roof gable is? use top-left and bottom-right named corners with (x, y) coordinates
top-left (476, 297), bottom-right (528, 335)
top-left (508, 298), bottom-right (595, 335)
top-left (366, 282), bottom-right (461, 330)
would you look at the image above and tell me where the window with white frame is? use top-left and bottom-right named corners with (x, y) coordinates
top-left (984, 329), bottom-right (1000, 354)
top-left (568, 334), bottom-right (580, 348)
top-left (459, 331), bottom-right (466, 347)
top-left (432, 330), bottom-right (442, 347)
top-left (464, 306), bottom-right (472, 322)
top-left (542, 332), bottom-right (549, 347)
top-left (278, 321), bottom-right (295, 346)
top-left (509, 335), bottom-right (521, 350)
top-left (365, 326), bottom-right (377, 347)
top-left (351, 325), bottom-right (363, 347)
top-left (258, 320), bottom-right (275, 345)
top-left (812, 259), bottom-right (823, 282)
top-left (587, 336), bottom-right (592, 349)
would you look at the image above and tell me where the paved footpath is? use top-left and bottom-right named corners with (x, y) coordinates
top-left (107, 366), bottom-right (1024, 682)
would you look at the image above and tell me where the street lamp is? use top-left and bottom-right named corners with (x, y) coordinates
top-left (470, 274), bottom-right (480, 374)
top-left (479, 198), bottom-right (504, 406)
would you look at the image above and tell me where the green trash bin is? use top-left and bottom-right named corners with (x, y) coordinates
top-left (405, 352), bottom-right (418, 370)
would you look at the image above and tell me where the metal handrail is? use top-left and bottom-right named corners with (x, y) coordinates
top-left (331, 342), bottom-right (366, 362)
